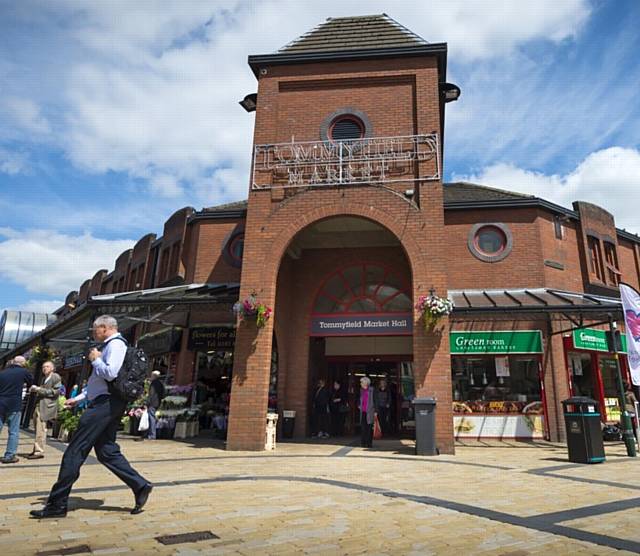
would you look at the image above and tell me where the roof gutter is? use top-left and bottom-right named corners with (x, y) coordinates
top-left (248, 43), bottom-right (448, 78)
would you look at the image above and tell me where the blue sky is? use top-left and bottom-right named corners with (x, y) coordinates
top-left (1, 0), bottom-right (639, 314)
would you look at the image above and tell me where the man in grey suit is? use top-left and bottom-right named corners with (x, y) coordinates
top-left (26, 360), bottom-right (62, 460)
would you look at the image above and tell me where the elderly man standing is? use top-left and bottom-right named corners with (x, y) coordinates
top-left (0, 356), bottom-right (34, 464)
top-left (26, 360), bottom-right (62, 460)
top-left (30, 315), bottom-right (152, 519)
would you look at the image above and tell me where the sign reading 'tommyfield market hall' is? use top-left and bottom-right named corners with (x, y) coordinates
top-left (310, 314), bottom-right (413, 336)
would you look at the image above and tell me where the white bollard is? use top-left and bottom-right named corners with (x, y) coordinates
top-left (265, 413), bottom-right (279, 450)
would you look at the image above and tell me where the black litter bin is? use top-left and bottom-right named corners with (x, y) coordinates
top-left (413, 397), bottom-right (437, 455)
top-left (282, 410), bottom-right (296, 439)
top-left (562, 397), bottom-right (605, 464)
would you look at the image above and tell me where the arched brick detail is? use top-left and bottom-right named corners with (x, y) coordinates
top-left (228, 186), bottom-right (453, 453)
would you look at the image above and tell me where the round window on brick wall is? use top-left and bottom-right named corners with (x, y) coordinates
top-left (329, 116), bottom-right (364, 141)
top-left (222, 229), bottom-right (245, 269)
top-left (468, 223), bottom-right (513, 263)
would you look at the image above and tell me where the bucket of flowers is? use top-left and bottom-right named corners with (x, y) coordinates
top-left (233, 292), bottom-right (273, 328)
top-left (157, 394), bottom-right (189, 439)
top-left (415, 292), bottom-right (454, 330)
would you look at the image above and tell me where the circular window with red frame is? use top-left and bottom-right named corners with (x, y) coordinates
top-left (329, 115), bottom-right (365, 142)
top-left (468, 223), bottom-right (513, 262)
top-left (320, 108), bottom-right (372, 143)
top-left (222, 227), bottom-right (245, 268)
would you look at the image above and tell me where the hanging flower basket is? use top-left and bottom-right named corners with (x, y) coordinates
top-left (415, 293), bottom-right (454, 330)
top-left (233, 293), bottom-right (273, 328)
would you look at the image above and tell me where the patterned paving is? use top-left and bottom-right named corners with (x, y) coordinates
top-left (1, 430), bottom-right (639, 555)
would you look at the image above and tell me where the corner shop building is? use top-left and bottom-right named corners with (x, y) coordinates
top-left (2, 15), bottom-right (639, 454)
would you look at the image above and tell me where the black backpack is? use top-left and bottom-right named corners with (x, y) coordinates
top-left (103, 336), bottom-right (149, 401)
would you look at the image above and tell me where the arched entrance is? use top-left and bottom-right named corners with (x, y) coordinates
top-left (272, 215), bottom-right (414, 439)
top-left (309, 262), bottom-right (416, 438)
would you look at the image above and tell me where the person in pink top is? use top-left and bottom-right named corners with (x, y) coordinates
top-left (359, 376), bottom-right (376, 448)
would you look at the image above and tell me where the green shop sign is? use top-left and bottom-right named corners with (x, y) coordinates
top-left (450, 331), bottom-right (543, 354)
top-left (572, 328), bottom-right (628, 353)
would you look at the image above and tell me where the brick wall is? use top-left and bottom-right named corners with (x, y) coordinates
top-left (444, 208), bottom-right (545, 289)
top-left (186, 220), bottom-right (243, 284)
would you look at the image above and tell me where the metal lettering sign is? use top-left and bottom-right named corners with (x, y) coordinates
top-left (252, 134), bottom-right (440, 189)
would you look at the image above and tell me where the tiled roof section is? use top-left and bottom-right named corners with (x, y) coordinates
top-left (278, 14), bottom-right (428, 54)
top-left (203, 200), bottom-right (248, 213)
top-left (443, 182), bottom-right (535, 203)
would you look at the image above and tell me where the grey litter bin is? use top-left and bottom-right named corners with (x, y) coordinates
top-left (282, 410), bottom-right (296, 439)
top-left (413, 397), bottom-right (437, 456)
top-left (562, 397), bottom-right (605, 464)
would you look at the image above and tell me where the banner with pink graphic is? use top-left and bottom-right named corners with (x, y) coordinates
top-left (620, 283), bottom-right (640, 386)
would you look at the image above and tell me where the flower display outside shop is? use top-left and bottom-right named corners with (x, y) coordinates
top-left (233, 292), bottom-right (273, 328)
top-left (55, 397), bottom-right (81, 442)
top-left (415, 293), bottom-right (454, 330)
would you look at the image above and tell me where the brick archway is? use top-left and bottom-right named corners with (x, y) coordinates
top-left (228, 187), bottom-right (452, 453)
top-left (262, 193), bottom-right (422, 294)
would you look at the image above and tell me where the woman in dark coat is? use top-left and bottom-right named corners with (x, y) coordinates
top-left (329, 380), bottom-right (348, 437)
top-left (312, 379), bottom-right (331, 438)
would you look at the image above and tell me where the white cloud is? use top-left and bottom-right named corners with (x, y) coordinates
top-left (11, 299), bottom-right (64, 314)
top-left (0, 228), bottom-right (134, 296)
top-left (456, 146), bottom-right (640, 234)
top-left (0, 0), bottom-right (592, 200)
top-left (2, 97), bottom-right (51, 135)
top-left (0, 147), bottom-right (28, 175)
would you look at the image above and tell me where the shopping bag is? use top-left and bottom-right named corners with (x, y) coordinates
top-left (373, 414), bottom-right (382, 440)
top-left (138, 409), bottom-right (150, 432)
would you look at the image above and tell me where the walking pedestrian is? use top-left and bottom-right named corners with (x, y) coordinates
top-left (374, 378), bottom-right (391, 435)
top-left (26, 360), bottom-right (62, 460)
top-left (139, 370), bottom-right (165, 441)
top-left (0, 356), bottom-right (34, 464)
top-left (30, 315), bottom-right (153, 519)
top-left (359, 376), bottom-right (376, 448)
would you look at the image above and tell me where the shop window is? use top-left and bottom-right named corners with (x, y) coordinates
top-left (604, 242), bottom-right (621, 286)
top-left (313, 263), bottom-right (411, 314)
top-left (587, 236), bottom-right (605, 282)
top-left (568, 352), bottom-right (595, 399)
top-left (451, 355), bottom-right (542, 413)
top-left (468, 223), bottom-right (513, 262)
top-left (600, 357), bottom-right (622, 422)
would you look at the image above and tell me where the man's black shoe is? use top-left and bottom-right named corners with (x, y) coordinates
top-left (1, 455), bottom-right (19, 464)
top-left (30, 506), bottom-right (67, 519)
top-left (131, 483), bottom-right (153, 514)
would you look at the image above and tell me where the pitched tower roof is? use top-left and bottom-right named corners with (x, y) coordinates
top-left (247, 14), bottom-right (447, 79)
top-left (278, 14), bottom-right (428, 54)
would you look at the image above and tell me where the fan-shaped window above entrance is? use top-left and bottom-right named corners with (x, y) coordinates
top-left (313, 263), bottom-right (411, 315)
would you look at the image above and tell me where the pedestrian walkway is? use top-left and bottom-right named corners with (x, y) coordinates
top-left (1, 429), bottom-right (639, 555)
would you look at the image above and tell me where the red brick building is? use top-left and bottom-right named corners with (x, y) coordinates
top-left (4, 15), bottom-right (639, 453)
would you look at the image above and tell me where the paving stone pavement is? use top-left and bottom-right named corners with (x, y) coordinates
top-left (1, 429), bottom-right (639, 555)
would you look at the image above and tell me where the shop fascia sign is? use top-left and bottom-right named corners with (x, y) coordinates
top-left (572, 327), bottom-right (628, 353)
top-left (450, 331), bottom-right (543, 355)
top-left (310, 314), bottom-right (412, 337)
top-left (63, 353), bottom-right (84, 369)
top-left (188, 326), bottom-right (236, 350)
top-left (252, 134), bottom-right (440, 189)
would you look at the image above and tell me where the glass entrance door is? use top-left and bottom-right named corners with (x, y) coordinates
top-left (325, 360), bottom-right (414, 437)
